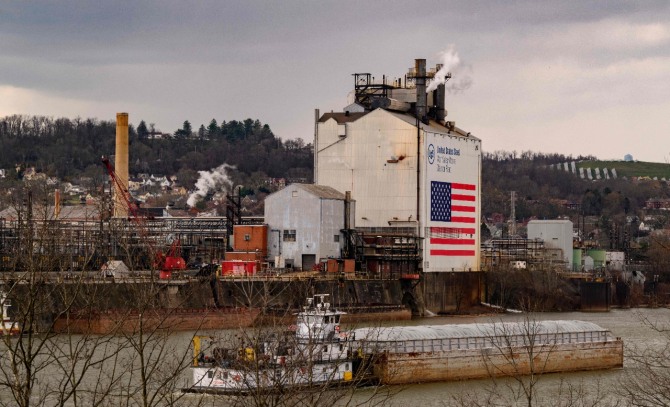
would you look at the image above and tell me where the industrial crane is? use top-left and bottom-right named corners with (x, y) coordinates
top-left (101, 156), bottom-right (186, 279)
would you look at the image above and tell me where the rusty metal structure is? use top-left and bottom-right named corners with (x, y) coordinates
top-left (0, 213), bottom-right (237, 272)
top-left (481, 238), bottom-right (569, 270)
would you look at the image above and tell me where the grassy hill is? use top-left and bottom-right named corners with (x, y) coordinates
top-left (576, 160), bottom-right (670, 179)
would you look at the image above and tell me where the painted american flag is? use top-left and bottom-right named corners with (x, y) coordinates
top-left (429, 181), bottom-right (477, 257)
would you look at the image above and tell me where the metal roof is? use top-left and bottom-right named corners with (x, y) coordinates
top-left (387, 110), bottom-right (480, 141)
top-left (318, 108), bottom-right (479, 141)
top-left (318, 112), bottom-right (368, 124)
top-left (0, 205), bottom-right (101, 221)
top-left (353, 320), bottom-right (611, 342)
top-left (289, 183), bottom-right (347, 200)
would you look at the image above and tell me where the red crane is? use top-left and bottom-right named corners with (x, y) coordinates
top-left (101, 156), bottom-right (185, 279)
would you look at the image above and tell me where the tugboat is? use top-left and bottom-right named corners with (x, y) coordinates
top-left (189, 294), bottom-right (355, 394)
top-left (1, 291), bottom-right (20, 336)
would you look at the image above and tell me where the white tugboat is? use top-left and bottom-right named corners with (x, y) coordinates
top-left (190, 294), bottom-right (355, 394)
top-left (1, 291), bottom-right (20, 336)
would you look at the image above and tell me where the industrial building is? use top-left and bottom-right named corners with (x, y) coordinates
top-left (314, 59), bottom-right (481, 274)
top-left (264, 184), bottom-right (354, 270)
top-left (527, 219), bottom-right (574, 270)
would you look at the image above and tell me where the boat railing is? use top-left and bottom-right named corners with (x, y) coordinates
top-left (355, 329), bottom-right (615, 354)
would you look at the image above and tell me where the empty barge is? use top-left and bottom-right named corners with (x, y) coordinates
top-left (353, 320), bottom-right (623, 384)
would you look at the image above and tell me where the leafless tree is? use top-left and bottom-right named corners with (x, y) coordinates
top-left (0, 186), bottom-right (123, 407)
top-left (190, 277), bottom-right (400, 407)
top-left (617, 312), bottom-right (670, 406)
top-left (0, 187), bottom-right (213, 407)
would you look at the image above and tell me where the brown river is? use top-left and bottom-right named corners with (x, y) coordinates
top-left (3, 307), bottom-right (667, 406)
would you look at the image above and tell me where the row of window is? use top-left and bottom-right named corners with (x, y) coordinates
top-left (282, 230), bottom-right (340, 243)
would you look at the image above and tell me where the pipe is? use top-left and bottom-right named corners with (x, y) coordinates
top-left (314, 109), bottom-right (320, 183)
top-left (416, 116), bottom-right (421, 225)
top-left (344, 191), bottom-right (351, 230)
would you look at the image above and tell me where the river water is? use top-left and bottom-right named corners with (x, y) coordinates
top-left (3, 307), bottom-right (667, 406)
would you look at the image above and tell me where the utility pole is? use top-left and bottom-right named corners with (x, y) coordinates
top-left (509, 191), bottom-right (516, 237)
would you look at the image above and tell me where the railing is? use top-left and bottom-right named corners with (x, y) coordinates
top-left (355, 330), bottom-right (614, 354)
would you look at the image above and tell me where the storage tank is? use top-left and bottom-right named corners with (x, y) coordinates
top-left (586, 249), bottom-right (606, 269)
top-left (573, 249), bottom-right (583, 272)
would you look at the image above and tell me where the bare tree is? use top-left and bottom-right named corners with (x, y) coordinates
top-left (189, 278), bottom-right (400, 407)
top-left (617, 312), bottom-right (670, 406)
top-left (0, 186), bottom-right (122, 407)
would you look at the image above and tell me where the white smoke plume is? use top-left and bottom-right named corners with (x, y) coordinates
top-left (427, 45), bottom-right (474, 93)
top-left (187, 163), bottom-right (235, 207)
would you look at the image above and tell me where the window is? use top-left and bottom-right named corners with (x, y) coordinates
top-left (283, 230), bottom-right (296, 242)
top-left (334, 234), bottom-right (340, 242)
top-left (244, 234), bottom-right (251, 241)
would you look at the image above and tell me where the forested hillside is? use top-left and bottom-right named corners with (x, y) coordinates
top-left (2, 114), bottom-right (669, 224)
top-left (482, 150), bottom-right (670, 222)
top-left (0, 114), bottom-right (312, 190)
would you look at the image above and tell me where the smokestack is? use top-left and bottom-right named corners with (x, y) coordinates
top-left (436, 64), bottom-right (446, 123)
top-left (54, 188), bottom-right (61, 219)
top-left (114, 112), bottom-right (129, 217)
top-left (415, 59), bottom-right (427, 121)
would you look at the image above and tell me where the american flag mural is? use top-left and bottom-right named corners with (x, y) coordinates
top-left (429, 181), bottom-right (477, 257)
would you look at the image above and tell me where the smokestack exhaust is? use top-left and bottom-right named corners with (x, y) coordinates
top-left (114, 112), bottom-right (129, 217)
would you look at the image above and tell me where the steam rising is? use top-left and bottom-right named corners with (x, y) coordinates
top-left (427, 45), bottom-right (474, 93)
top-left (187, 164), bottom-right (234, 207)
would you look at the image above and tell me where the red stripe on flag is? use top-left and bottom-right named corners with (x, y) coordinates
top-left (430, 238), bottom-right (476, 245)
top-left (451, 205), bottom-right (475, 212)
top-left (451, 183), bottom-right (476, 191)
top-left (452, 194), bottom-right (475, 202)
top-left (430, 249), bottom-right (476, 256)
top-left (431, 227), bottom-right (476, 235)
top-left (450, 216), bottom-right (476, 223)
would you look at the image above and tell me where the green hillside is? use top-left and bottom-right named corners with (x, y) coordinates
top-left (576, 160), bottom-right (670, 179)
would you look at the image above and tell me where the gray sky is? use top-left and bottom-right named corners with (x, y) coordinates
top-left (1, 1), bottom-right (669, 162)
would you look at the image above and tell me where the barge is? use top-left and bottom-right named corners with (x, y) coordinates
top-left (187, 294), bottom-right (623, 393)
top-left (353, 320), bottom-right (624, 385)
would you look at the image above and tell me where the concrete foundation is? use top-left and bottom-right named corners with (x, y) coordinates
top-left (419, 272), bottom-right (482, 314)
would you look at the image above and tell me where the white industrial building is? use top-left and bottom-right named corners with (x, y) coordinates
top-left (264, 184), bottom-right (354, 270)
top-left (314, 59), bottom-right (481, 272)
top-left (527, 219), bottom-right (574, 270)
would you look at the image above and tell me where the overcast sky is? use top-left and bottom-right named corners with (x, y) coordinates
top-left (1, 1), bottom-right (669, 162)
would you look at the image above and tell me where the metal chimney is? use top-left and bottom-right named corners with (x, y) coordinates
top-left (114, 112), bottom-right (129, 217)
top-left (435, 64), bottom-right (447, 123)
top-left (415, 59), bottom-right (427, 121)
